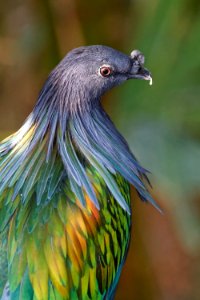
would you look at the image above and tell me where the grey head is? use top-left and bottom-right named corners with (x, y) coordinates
top-left (50, 45), bottom-right (152, 106)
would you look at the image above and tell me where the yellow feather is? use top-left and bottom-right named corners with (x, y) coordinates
top-left (66, 226), bottom-right (82, 272)
top-left (43, 235), bottom-right (68, 297)
top-left (104, 232), bottom-right (111, 264)
top-left (58, 233), bottom-right (67, 258)
top-left (89, 267), bottom-right (97, 299)
top-left (75, 230), bottom-right (87, 260)
top-left (81, 265), bottom-right (89, 298)
top-left (97, 229), bottom-right (105, 255)
top-left (26, 236), bottom-right (48, 300)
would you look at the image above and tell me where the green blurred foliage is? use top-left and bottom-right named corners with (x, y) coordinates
top-left (0, 0), bottom-right (200, 299)
top-left (113, 0), bottom-right (200, 254)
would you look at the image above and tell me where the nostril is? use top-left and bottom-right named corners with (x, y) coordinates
top-left (137, 66), bottom-right (143, 74)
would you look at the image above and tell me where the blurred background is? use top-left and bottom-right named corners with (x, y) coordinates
top-left (0, 0), bottom-right (200, 299)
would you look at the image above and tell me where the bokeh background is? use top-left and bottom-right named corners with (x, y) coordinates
top-left (0, 0), bottom-right (200, 299)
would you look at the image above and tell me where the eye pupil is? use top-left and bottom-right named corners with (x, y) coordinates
top-left (103, 69), bottom-right (109, 75)
top-left (100, 66), bottom-right (112, 77)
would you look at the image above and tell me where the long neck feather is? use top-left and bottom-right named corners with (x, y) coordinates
top-left (0, 73), bottom-right (160, 228)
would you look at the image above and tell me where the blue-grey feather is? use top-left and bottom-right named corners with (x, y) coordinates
top-left (36, 153), bottom-right (56, 205)
top-left (0, 45), bottom-right (160, 215)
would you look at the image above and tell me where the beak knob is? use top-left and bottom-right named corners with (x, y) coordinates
top-left (130, 50), bottom-right (145, 65)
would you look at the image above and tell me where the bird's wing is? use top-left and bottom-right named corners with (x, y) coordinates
top-left (0, 132), bottom-right (131, 299)
top-left (3, 172), bottom-right (130, 300)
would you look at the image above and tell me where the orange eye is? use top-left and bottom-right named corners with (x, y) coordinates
top-left (99, 66), bottom-right (112, 77)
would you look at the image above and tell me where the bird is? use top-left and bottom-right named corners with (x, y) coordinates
top-left (0, 45), bottom-right (158, 300)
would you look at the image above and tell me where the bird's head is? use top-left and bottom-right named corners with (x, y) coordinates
top-left (49, 45), bottom-right (152, 111)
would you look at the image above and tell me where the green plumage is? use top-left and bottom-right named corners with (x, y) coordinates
top-left (0, 150), bottom-right (131, 299)
top-left (0, 45), bottom-right (155, 300)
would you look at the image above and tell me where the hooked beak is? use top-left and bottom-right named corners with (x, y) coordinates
top-left (128, 66), bottom-right (153, 85)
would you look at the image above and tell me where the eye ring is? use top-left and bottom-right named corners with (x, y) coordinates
top-left (99, 65), bottom-right (113, 77)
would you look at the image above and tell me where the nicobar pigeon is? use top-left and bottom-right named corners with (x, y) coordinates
top-left (0, 45), bottom-right (159, 300)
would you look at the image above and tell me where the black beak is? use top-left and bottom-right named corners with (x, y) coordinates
top-left (128, 66), bottom-right (153, 85)
top-left (128, 49), bottom-right (153, 85)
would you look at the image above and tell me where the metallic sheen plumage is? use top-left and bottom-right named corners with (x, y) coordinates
top-left (0, 45), bottom-right (157, 300)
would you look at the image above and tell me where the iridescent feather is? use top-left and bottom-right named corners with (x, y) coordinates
top-left (0, 45), bottom-right (159, 300)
